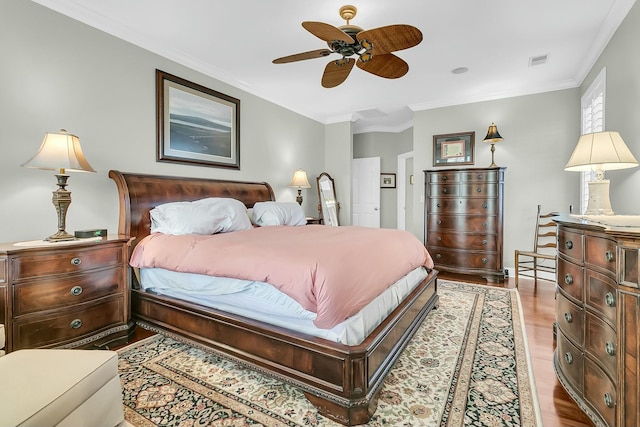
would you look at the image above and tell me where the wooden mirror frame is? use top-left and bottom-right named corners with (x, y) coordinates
top-left (316, 172), bottom-right (340, 226)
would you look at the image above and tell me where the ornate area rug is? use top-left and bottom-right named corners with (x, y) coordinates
top-left (117, 280), bottom-right (542, 426)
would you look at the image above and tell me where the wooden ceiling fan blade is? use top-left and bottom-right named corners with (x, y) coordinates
top-left (273, 49), bottom-right (333, 64)
top-left (322, 58), bottom-right (355, 88)
top-left (302, 21), bottom-right (353, 44)
top-left (356, 24), bottom-right (423, 54)
top-left (356, 53), bottom-right (409, 79)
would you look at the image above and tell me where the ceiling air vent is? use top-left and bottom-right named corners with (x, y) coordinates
top-left (529, 54), bottom-right (549, 67)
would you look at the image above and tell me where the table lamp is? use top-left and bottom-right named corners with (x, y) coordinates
top-left (289, 169), bottom-right (311, 205)
top-left (22, 129), bottom-right (96, 241)
top-left (483, 122), bottom-right (503, 168)
top-left (564, 131), bottom-right (638, 215)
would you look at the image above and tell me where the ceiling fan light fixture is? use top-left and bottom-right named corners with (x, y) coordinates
top-left (359, 52), bottom-right (372, 62)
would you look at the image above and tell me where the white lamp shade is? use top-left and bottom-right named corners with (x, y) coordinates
top-left (564, 131), bottom-right (639, 172)
top-left (22, 129), bottom-right (96, 173)
top-left (289, 169), bottom-right (311, 188)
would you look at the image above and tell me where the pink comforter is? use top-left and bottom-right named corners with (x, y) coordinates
top-left (130, 225), bottom-right (434, 329)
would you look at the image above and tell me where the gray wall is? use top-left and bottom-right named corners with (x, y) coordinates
top-left (354, 128), bottom-right (413, 229)
top-left (412, 90), bottom-right (580, 274)
top-left (581, 1), bottom-right (640, 215)
top-left (0, 0), bottom-right (325, 242)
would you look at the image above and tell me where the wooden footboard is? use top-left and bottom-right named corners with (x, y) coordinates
top-left (109, 170), bottom-right (439, 425)
top-left (132, 270), bottom-right (438, 425)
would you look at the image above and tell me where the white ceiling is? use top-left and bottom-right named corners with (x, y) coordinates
top-left (33, 0), bottom-right (636, 133)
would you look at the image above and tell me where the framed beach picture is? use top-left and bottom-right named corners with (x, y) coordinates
top-left (433, 131), bottom-right (475, 166)
top-left (156, 69), bottom-right (240, 169)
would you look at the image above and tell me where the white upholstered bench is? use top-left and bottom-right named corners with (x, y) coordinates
top-left (0, 349), bottom-right (130, 427)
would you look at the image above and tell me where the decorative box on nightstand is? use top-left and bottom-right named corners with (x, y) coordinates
top-left (0, 236), bottom-right (134, 353)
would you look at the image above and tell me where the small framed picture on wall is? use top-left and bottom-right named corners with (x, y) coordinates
top-left (380, 173), bottom-right (397, 188)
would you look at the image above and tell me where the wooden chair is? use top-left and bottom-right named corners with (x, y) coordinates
top-left (514, 205), bottom-right (559, 288)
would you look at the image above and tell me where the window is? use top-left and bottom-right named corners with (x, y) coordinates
top-left (579, 67), bottom-right (606, 214)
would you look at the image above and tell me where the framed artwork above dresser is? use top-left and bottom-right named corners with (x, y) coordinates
top-left (424, 167), bottom-right (506, 282)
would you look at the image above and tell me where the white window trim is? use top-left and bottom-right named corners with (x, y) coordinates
top-left (579, 67), bottom-right (606, 214)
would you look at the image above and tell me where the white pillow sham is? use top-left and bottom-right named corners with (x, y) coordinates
top-left (253, 201), bottom-right (307, 226)
top-left (150, 197), bottom-right (252, 235)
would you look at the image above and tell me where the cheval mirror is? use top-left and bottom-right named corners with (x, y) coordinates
top-left (316, 172), bottom-right (340, 226)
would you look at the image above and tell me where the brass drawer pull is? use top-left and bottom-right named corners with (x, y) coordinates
top-left (482, 203), bottom-right (488, 209)
top-left (565, 240), bottom-right (573, 250)
top-left (564, 352), bottom-right (573, 364)
top-left (442, 188), bottom-right (448, 194)
top-left (71, 257), bottom-right (82, 266)
top-left (564, 312), bottom-right (572, 323)
top-left (564, 274), bottom-right (573, 285)
top-left (477, 174), bottom-right (483, 180)
top-left (482, 239), bottom-right (488, 245)
top-left (437, 203), bottom-right (441, 208)
top-left (437, 219), bottom-right (442, 224)
top-left (442, 176), bottom-right (448, 181)
top-left (70, 319), bottom-right (82, 329)
top-left (476, 187), bottom-right (482, 193)
top-left (605, 341), bottom-right (615, 356)
top-left (604, 392), bottom-right (614, 408)
top-left (482, 258), bottom-right (488, 264)
top-left (435, 253), bottom-right (442, 259)
top-left (482, 222), bottom-right (488, 228)
top-left (70, 286), bottom-right (83, 296)
top-left (605, 250), bottom-right (614, 262)
top-left (605, 292), bottom-right (615, 307)
top-left (437, 237), bottom-right (442, 242)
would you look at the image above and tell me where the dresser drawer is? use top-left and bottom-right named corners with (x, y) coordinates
top-left (584, 358), bottom-right (617, 427)
top-left (460, 169), bottom-right (501, 182)
top-left (429, 183), bottom-right (460, 197)
top-left (556, 290), bottom-right (584, 346)
top-left (10, 244), bottom-right (124, 281)
top-left (12, 297), bottom-right (124, 348)
top-left (585, 312), bottom-right (617, 381)
top-left (431, 249), bottom-right (500, 270)
top-left (428, 172), bottom-right (461, 183)
top-left (585, 234), bottom-right (617, 276)
top-left (558, 228), bottom-right (584, 263)
top-left (427, 232), bottom-right (496, 251)
top-left (427, 214), bottom-right (496, 233)
top-left (12, 266), bottom-right (124, 316)
top-left (585, 268), bottom-right (617, 325)
top-left (460, 183), bottom-right (498, 197)
top-left (428, 198), bottom-right (498, 215)
top-left (558, 257), bottom-right (584, 302)
top-left (557, 330), bottom-right (584, 393)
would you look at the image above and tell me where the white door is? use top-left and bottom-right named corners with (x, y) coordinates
top-left (352, 157), bottom-right (380, 227)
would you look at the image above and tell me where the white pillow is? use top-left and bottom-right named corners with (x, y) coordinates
top-left (150, 197), bottom-right (252, 235)
top-left (252, 201), bottom-right (307, 226)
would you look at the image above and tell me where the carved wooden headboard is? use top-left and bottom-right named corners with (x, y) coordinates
top-left (108, 170), bottom-right (275, 251)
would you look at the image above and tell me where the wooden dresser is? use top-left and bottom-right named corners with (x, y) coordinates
top-left (554, 215), bottom-right (640, 427)
top-left (424, 167), bottom-right (505, 282)
top-left (0, 236), bottom-right (133, 352)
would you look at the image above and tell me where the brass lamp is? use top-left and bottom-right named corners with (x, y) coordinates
top-left (22, 129), bottom-right (96, 241)
top-left (289, 169), bottom-right (311, 205)
top-left (564, 131), bottom-right (638, 215)
top-left (483, 122), bottom-right (503, 168)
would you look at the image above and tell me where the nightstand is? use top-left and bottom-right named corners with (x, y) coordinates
top-left (306, 217), bottom-right (323, 225)
top-left (0, 236), bottom-right (134, 353)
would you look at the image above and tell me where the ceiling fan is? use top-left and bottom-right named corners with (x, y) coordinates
top-left (272, 5), bottom-right (423, 88)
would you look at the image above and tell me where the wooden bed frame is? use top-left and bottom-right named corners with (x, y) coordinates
top-left (109, 170), bottom-right (439, 425)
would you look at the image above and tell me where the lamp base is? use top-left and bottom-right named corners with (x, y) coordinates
top-left (46, 230), bottom-right (77, 242)
top-left (585, 179), bottom-right (614, 215)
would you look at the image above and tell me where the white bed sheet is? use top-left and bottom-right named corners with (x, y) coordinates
top-left (139, 266), bottom-right (428, 345)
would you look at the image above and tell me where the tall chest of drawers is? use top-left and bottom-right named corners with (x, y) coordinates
top-left (424, 167), bottom-right (505, 282)
top-left (0, 236), bottom-right (133, 352)
top-left (554, 216), bottom-right (640, 427)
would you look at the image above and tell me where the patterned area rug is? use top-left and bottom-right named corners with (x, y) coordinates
top-left (117, 280), bottom-right (542, 426)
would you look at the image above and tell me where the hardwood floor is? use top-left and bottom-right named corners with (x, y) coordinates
top-left (439, 272), bottom-right (593, 427)
top-left (118, 272), bottom-right (594, 427)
